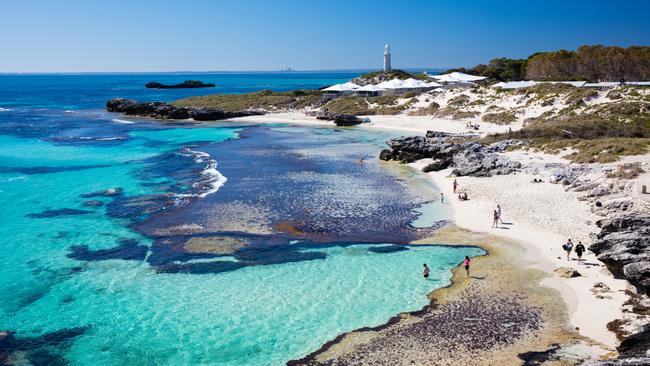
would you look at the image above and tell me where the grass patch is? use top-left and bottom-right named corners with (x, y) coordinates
top-left (324, 95), bottom-right (412, 115)
top-left (534, 138), bottom-right (650, 163)
top-left (409, 102), bottom-right (440, 116)
top-left (174, 90), bottom-right (322, 111)
top-left (482, 112), bottom-right (517, 124)
top-left (484, 99), bottom-right (650, 163)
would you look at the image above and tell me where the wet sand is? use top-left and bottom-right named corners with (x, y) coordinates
top-left (288, 225), bottom-right (597, 366)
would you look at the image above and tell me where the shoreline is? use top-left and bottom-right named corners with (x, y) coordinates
top-left (290, 225), bottom-right (590, 365)
top-left (233, 111), bottom-right (643, 350)
top-left (226, 111), bottom-right (648, 364)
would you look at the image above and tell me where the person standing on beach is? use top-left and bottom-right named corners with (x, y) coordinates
top-left (423, 263), bottom-right (430, 279)
top-left (562, 239), bottom-right (574, 261)
top-left (464, 256), bottom-right (471, 277)
top-left (440, 193), bottom-right (444, 203)
top-left (492, 209), bottom-right (499, 228)
top-left (575, 241), bottom-right (586, 264)
top-left (453, 179), bottom-right (458, 194)
top-left (496, 204), bottom-right (503, 224)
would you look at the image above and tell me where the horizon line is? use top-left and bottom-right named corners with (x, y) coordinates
top-left (0, 67), bottom-right (449, 75)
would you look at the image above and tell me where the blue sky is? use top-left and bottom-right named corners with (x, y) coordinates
top-left (1, 0), bottom-right (649, 72)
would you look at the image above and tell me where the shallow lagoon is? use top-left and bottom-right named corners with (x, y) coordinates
top-left (0, 74), bottom-right (482, 365)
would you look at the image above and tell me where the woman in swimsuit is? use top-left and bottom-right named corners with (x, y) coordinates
top-left (464, 256), bottom-right (471, 277)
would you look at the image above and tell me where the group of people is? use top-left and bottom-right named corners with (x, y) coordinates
top-left (562, 239), bottom-right (586, 264)
top-left (423, 256), bottom-right (471, 279)
top-left (465, 121), bottom-right (480, 130)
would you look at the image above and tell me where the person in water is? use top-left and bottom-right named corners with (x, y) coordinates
top-left (562, 239), bottom-right (574, 261)
top-left (423, 263), bottom-right (430, 279)
top-left (575, 241), bottom-right (586, 264)
top-left (464, 256), bottom-right (471, 277)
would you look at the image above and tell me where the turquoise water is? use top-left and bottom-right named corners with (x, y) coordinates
top-left (0, 74), bottom-right (481, 365)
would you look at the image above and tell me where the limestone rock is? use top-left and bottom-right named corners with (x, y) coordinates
top-left (555, 267), bottom-right (582, 278)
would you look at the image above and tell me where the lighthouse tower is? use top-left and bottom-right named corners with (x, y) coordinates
top-left (383, 44), bottom-right (391, 72)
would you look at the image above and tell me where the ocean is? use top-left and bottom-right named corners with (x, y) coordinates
top-left (0, 73), bottom-right (482, 365)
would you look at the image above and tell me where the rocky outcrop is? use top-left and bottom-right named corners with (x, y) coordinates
top-left (106, 98), bottom-right (264, 121)
top-left (379, 135), bottom-right (521, 177)
top-left (589, 212), bottom-right (650, 295)
top-left (145, 80), bottom-right (215, 89)
top-left (315, 111), bottom-right (363, 126)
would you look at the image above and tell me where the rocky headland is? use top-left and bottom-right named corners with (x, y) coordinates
top-left (106, 98), bottom-right (264, 121)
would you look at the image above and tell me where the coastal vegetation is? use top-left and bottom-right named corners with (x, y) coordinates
top-left (486, 98), bottom-right (650, 163)
top-left (174, 90), bottom-right (322, 111)
top-left (351, 69), bottom-right (429, 86)
top-left (324, 95), bottom-right (414, 115)
top-left (445, 45), bottom-right (650, 82)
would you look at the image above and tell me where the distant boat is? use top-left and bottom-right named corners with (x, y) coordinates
top-left (280, 67), bottom-right (294, 73)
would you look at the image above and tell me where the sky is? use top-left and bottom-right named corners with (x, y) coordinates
top-left (1, 0), bottom-right (649, 73)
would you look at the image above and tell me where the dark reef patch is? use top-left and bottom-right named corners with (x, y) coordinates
top-left (0, 327), bottom-right (87, 366)
top-left (0, 164), bottom-right (111, 175)
top-left (367, 245), bottom-right (409, 254)
top-left (26, 208), bottom-right (93, 218)
top-left (80, 188), bottom-right (123, 198)
top-left (67, 239), bottom-right (148, 261)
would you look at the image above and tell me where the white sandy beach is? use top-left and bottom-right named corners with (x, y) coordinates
top-left (229, 111), bottom-right (521, 135)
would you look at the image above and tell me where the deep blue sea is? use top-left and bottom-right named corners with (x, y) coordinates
top-left (0, 73), bottom-right (481, 365)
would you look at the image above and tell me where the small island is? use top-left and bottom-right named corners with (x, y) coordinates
top-left (145, 80), bottom-right (215, 89)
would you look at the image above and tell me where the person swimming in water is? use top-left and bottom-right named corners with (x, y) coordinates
top-left (464, 256), bottom-right (471, 277)
top-left (423, 263), bottom-right (430, 279)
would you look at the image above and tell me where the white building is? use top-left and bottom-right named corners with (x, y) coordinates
top-left (384, 44), bottom-right (391, 72)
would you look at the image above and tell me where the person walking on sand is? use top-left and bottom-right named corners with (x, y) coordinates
top-left (453, 179), bottom-right (458, 194)
top-left (575, 241), bottom-right (586, 264)
top-left (492, 209), bottom-right (499, 228)
top-left (562, 239), bottom-right (574, 261)
top-left (440, 192), bottom-right (444, 203)
top-left (423, 263), bottom-right (430, 279)
top-left (464, 256), bottom-right (471, 277)
top-left (496, 204), bottom-right (504, 224)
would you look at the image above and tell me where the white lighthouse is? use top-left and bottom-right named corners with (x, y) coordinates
top-left (383, 44), bottom-right (391, 72)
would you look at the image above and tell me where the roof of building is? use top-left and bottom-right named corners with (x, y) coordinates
top-left (322, 82), bottom-right (360, 91)
top-left (431, 72), bottom-right (487, 82)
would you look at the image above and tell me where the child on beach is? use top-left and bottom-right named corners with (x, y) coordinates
top-left (464, 256), bottom-right (471, 277)
top-left (562, 239), bottom-right (574, 261)
top-left (423, 263), bottom-right (430, 279)
top-left (575, 241), bottom-right (586, 264)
